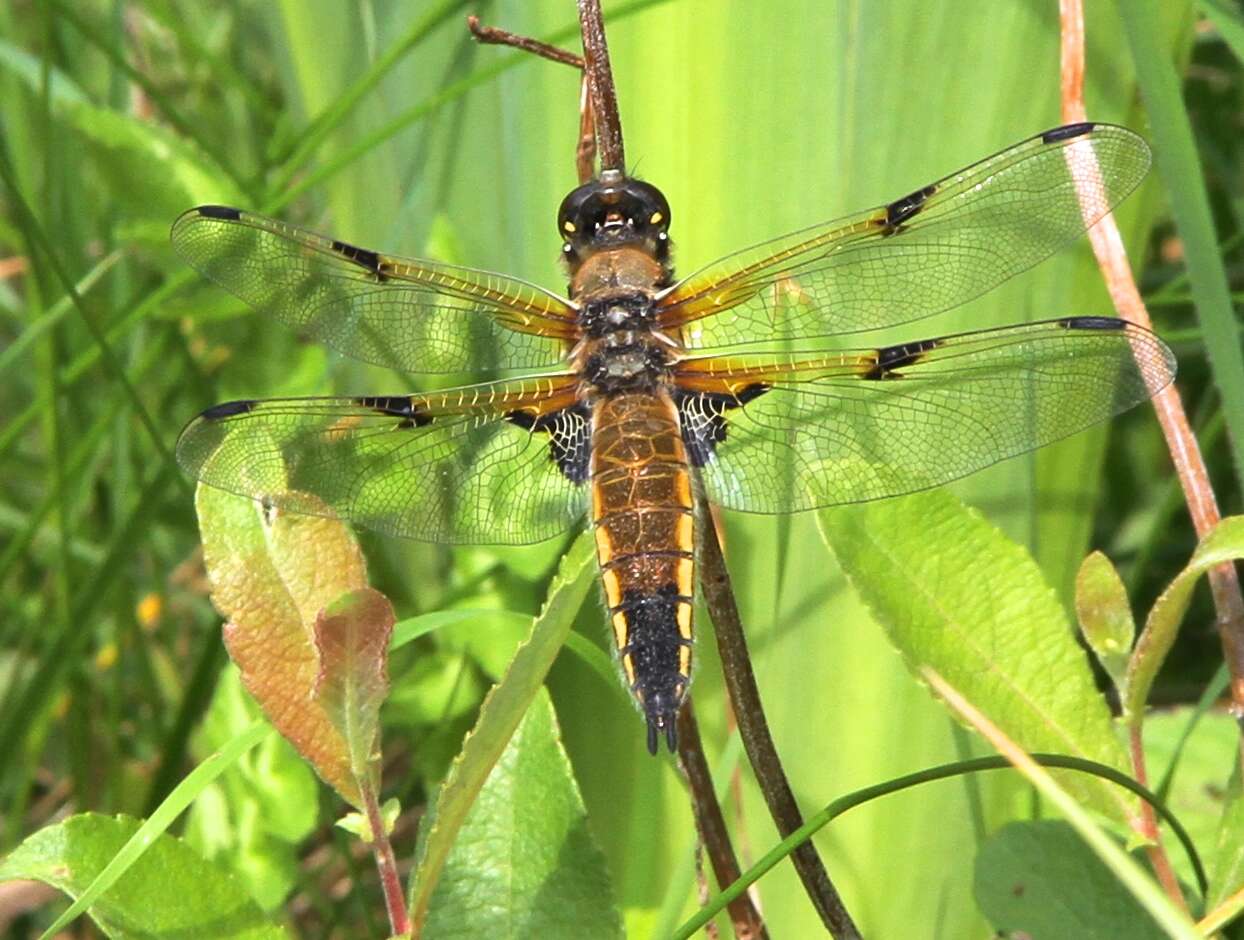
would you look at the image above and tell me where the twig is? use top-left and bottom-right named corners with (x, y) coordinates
top-left (695, 489), bottom-right (862, 939)
top-left (677, 702), bottom-right (769, 940)
top-left (1059, 0), bottom-right (1244, 724)
top-left (361, 779), bottom-right (409, 936)
top-left (465, 14), bottom-right (596, 181)
top-left (467, 15), bottom-right (584, 68)
top-left (576, 0), bottom-right (625, 171)
top-left (1060, 0), bottom-right (1228, 910)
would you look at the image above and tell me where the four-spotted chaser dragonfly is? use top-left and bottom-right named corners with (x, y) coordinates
top-left (175, 122), bottom-right (1175, 755)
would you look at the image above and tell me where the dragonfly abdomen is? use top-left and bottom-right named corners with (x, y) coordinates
top-left (590, 391), bottom-right (694, 754)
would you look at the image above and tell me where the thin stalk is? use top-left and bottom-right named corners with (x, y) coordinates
top-left (695, 490), bottom-right (861, 939)
top-left (1060, 0), bottom-right (1244, 752)
top-left (576, 0), bottom-right (624, 171)
top-left (676, 701), bottom-right (768, 940)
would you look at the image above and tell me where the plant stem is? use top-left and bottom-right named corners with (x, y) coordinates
top-left (677, 701), bottom-right (768, 939)
top-left (361, 783), bottom-right (409, 936)
top-left (576, 0), bottom-right (625, 171)
top-left (695, 494), bottom-right (862, 939)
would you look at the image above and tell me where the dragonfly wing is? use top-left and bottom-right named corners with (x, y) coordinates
top-left (171, 206), bottom-right (578, 374)
top-left (658, 124), bottom-right (1150, 349)
top-left (177, 375), bottom-right (588, 545)
top-left (672, 317), bottom-right (1175, 513)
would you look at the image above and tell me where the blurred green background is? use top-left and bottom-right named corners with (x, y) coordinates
top-left (1, 1), bottom-right (1240, 937)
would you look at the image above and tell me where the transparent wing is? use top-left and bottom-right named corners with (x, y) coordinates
top-left (171, 206), bottom-right (579, 374)
top-left (177, 376), bottom-right (588, 544)
top-left (658, 124), bottom-right (1151, 349)
top-left (673, 317), bottom-right (1175, 513)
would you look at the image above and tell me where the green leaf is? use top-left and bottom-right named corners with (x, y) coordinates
top-left (196, 480), bottom-right (371, 806)
top-left (1125, 516), bottom-right (1244, 721)
top-left (818, 488), bottom-right (1132, 820)
top-left (422, 689), bottom-right (623, 939)
top-left (0, 814), bottom-right (287, 939)
top-left (313, 587), bottom-right (395, 784)
top-left (408, 532), bottom-right (596, 933)
top-left (1074, 550), bottom-right (1135, 692)
top-left (974, 820), bottom-right (1167, 939)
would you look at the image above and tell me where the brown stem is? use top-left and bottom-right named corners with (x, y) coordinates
top-left (576, 0), bottom-right (625, 171)
top-left (1060, 0), bottom-right (1233, 907)
top-left (695, 488), bottom-right (862, 939)
top-left (1058, 0), bottom-right (1244, 746)
top-left (361, 781), bottom-right (409, 936)
top-left (1128, 726), bottom-right (1187, 908)
top-left (677, 701), bottom-right (769, 940)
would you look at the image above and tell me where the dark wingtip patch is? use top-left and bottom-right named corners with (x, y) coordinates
top-left (1042, 122), bottom-right (1096, 144)
top-left (1059, 316), bottom-right (1124, 331)
top-left (196, 205), bottom-right (243, 221)
top-left (200, 399), bottom-right (256, 420)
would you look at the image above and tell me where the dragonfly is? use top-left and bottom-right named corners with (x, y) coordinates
top-left (174, 121), bottom-right (1176, 755)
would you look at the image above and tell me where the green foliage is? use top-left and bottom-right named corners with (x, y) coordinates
top-left (422, 689), bottom-right (624, 939)
top-left (2, 0), bottom-right (1241, 936)
top-left (819, 488), bottom-right (1133, 820)
top-left (0, 814), bottom-right (288, 938)
top-left (974, 820), bottom-right (1168, 939)
top-left (408, 533), bottom-right (597, 933)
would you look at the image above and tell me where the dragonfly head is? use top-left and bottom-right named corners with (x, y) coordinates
top-left (558, 170), bottom-right (672, 269)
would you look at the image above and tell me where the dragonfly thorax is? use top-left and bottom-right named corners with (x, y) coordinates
top-left (581, 333), bottom-right (671, 395)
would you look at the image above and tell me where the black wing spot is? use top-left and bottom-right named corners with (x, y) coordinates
top-left (675, 383), bottom-right (769, 466)
top-left (356, 395), bottom-right (430, 429)
top-left (332, 240), bottom-right (386, 279)
top-left (883, 183), bottom-right (937, 234)
top-left (200, 399), bottom-right (256, 419)
top-left (1042, 122), bottom-right (1096, 144)
top-left (864, 338), bottom-right (942, 380)
top-left (506, 403), bottom-right (591, 484)
top-left (1059, 316), bottom-right (1122, 331)
top-left (196, 205), bottom-right (243, 221)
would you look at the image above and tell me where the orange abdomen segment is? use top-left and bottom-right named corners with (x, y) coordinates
top-left (590, 390), bottom-right (695, 754)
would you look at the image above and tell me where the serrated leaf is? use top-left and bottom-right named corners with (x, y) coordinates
top-left (408, 532), bottom-right (597, 933)
top-left (974, 820), bottom-right (1166, 939)
top-left (818, 489), bottom-right (1132, 821)
top-left (1075, 550), bottom-right (1135, 691)
top-left (423, 689), bottom-right (623, 939)
top-left (197, 481), bottom-right (371, 806)
top-left (0, 814), bottom-right (287, 939)
top-left (1125, 516), bottom-right (1244, 722)
top-left (313, 587), bottom-right (394, 784)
